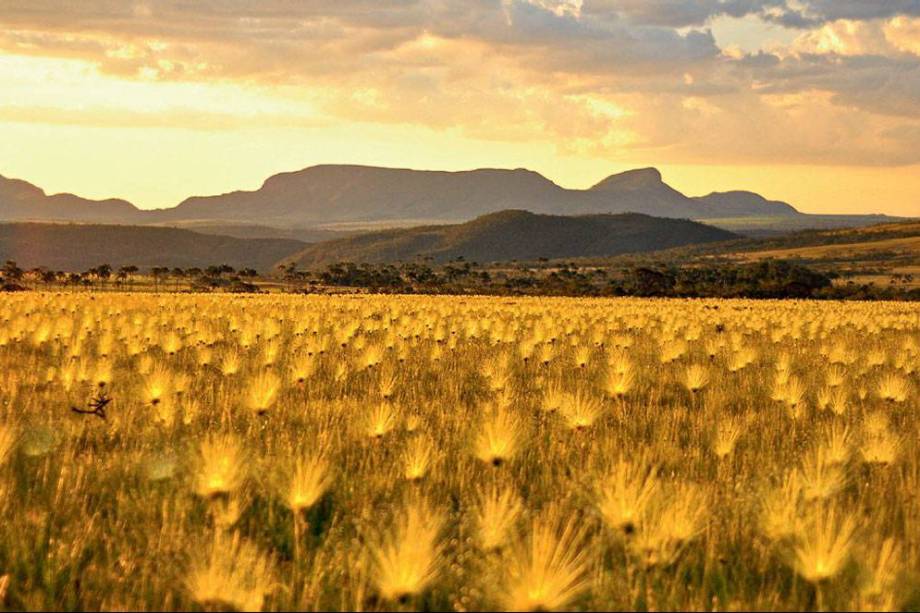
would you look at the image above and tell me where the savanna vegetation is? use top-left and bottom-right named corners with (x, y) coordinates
top-left (595, 220), bottom-right (920, 293)
top-left (299, 259), bottom-right (919, 300)
top-left (0, 293), bottom-right (917, 611)
top-left (4, 255), bottom-right (918, 300)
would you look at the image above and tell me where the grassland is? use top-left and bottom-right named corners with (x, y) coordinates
top-left (0, 293), bottom-right (917, 611)
top-left (719, 225), bottom-right (920, 288)
top-left (582, 220), bottom-right (920, 290)
top-left (697, 215), bottom-right (907, 237)
top-left (733, 236), bottom-right (920, 260)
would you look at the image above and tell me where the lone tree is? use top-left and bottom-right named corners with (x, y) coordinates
top-left (93, 264), bottom-right (113, 288)
top-left (151, 267), bottom-right (170, 291)
top-left (171, 267), bottom-right (186, 291)
top-left (117, 265), bottom-right (139, 287)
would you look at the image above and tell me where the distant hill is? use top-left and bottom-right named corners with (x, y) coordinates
top-left (149, 221), bottom-right (350, 243)
top-left (285, 210), bottom-right (737, 268)
top-left (693, 191), bottom-right (799, 217)
top-left (0, 175), bottom-right (142, 223)
top-left (0, 223), bottom-right (305, 271)
top-left (1, 166), bottom-right (907, 234)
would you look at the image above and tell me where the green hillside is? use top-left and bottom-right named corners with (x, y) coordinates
top-left (286, 210), bottom-right (737, 267)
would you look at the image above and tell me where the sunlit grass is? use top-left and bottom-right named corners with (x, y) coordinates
top-left (0, 292), bottom-right (916, 611)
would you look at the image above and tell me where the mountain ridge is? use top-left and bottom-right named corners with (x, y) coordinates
top-left (0, 175), bottom-right (141, 223)
top-left (161, 165), bottom-right (569, 224)
top-left (0, 165), bottom-right (906, 234)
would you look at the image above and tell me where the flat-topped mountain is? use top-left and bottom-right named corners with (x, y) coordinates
top-left (160, 165), bottom-right (567, 224)
top-left (285, 209), bottom-right (737, 267)
top-left (586, 167), bottom-right (713, 218)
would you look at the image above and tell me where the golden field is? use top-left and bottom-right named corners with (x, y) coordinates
top-left (0, 293), bottom-right (917, 612)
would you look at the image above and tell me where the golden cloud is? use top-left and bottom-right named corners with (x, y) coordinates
top-left (0, 1), bottom-right (919, 168)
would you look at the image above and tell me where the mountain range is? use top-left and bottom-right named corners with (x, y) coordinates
top-left (0, 165), bottom-right (901, 235)
top-left (160, 166), bottom-right (800, 224)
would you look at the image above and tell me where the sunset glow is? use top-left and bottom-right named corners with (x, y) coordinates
top-left (1, 1), bottom-right (918, 214)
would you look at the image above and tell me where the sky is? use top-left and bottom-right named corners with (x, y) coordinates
top-left (0, 1), bottom-right (919, 216)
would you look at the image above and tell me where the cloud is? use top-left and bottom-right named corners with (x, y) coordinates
top-left (769, 1), bottom-right (920, 28)
top-left (585, 1), bottom-right (920, 28)
top-left (620, 89), bottom-right (920, 166)
top-left (1, 1), bottom-right (920, 167)
top-left (0, 104), bottom-right (330, 131)
top-left (588, 1), bottom-right (778, 27)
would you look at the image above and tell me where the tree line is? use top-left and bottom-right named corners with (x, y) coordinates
top-left (2, 258), bottom-right (917, 300)
top-left (0, 261), bottom-right (259, 293)
top-left (280, 259), bottom-right (920, 301)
